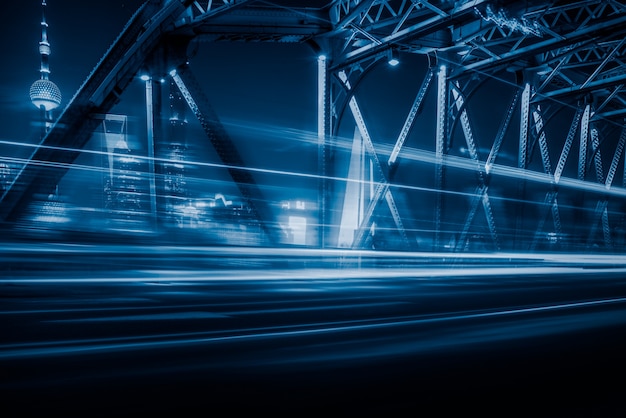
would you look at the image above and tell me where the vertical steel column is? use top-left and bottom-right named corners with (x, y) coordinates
top-left (350, 68), bottom-right (433, 249)
top-left (434, 64), bottom-right (447, 250)
top-left (605, 125), bottom-right (626, 190)
top-left (317, 55), bottom-right (328, 248)
top-left (589, 127), bottom-right (611, 248)
top-left (530, 104), bottom-right (562, 250)
top-left (533, 106), bottom-right (553, 175)
top-left (144, 77), bottom-right (160, 229)
top-left (579, 104), bottom-right (591, 181)
top-left (339, 70), bottom-right (409, 249)
top-left (451, 83), bottom-right (500, 250)
top-left (602, 124), bottom-right (626, 250)
top-left (456, 90), bottom-right (517, 251)
top-left (519, 84), bottom-right (531, 171)
top-left (486, 91), bottom-right (520, 175)
top-left (577, 104), bottom-right (592, 247)
top-left (554, 107), bottom-right (583, 184)
top-left (516, 83), bottom-right (531, 249)
top-left (591, 127), bottom-right (605, 184)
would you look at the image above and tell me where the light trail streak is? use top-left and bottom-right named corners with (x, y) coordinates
top-left (2, 296), bottom-right (625, 360)
top-left (0, 295), bottom-right (385, 316)
top-left (3, 127), bottom-right (625, 208)
top-left (5, 242), bottom-right (626, 262)
top-left (2, 265), bottom-right (626, 284)
top-left (44, 301), bottom-right (410, 323)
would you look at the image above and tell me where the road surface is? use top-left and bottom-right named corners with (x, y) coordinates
top-left (2, 245), bottom-right (626, 415)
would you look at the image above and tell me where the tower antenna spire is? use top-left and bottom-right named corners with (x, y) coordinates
top-left (30, 0), bottom-right (62, 135)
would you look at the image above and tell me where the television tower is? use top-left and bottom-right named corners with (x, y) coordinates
top-left (29, 0), bottom-right (62, 136)
top-left (30, 0), bottom-right (63, 213)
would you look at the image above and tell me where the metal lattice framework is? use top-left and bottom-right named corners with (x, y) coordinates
top-left (2, 0), bottom-right (626, 252)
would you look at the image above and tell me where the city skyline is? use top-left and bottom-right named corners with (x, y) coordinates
top-left (0, 0), bottom-right (325, 238)
top-left (0, 1), bottom-right (145, 144)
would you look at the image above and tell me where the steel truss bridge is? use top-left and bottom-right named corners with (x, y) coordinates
top-left (2, 0), bottom-right (626, 253)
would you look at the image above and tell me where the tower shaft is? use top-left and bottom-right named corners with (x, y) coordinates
top-left (30, 0), bottom-right (61, 133)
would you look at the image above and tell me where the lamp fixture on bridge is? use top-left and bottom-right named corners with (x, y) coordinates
top-left (388, 49), bottom-right (400, 66)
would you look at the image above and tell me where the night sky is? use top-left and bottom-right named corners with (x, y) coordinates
top-left (0, 0), bottom-right (326, 206)
top-left (0, 0), bottom-right (523, 241)
top-left (0, 1), bottom-right (145, 143)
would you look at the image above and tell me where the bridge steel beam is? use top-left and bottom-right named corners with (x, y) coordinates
top-left (170, 65), bottom-right (281, 246)
top-left (3, 0), bottom-right (626, 253)
top-left (0, 0), bottom-right (195, 223)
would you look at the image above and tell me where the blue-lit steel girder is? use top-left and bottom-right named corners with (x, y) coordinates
top-left (590, 127), bottom-right (605, 185)
top-left (579, 104), bottom-right (591, 181)
top-left (184, 0), bottom-right (251, 24)
top-left (170, 65), bottom-right (281, 245)
top-left (0, 0), bottom-right (195, 223)
top-left (434, 63), bottom-right (447, 250)
top-left (532, 105), bottom-right (553, 176)
top-left (144, 78), bottom-right (160, 228)
top-left (449, 1), bottom-right (626, 126)
top-left (349, 67), bottom-right (434, 249)
top-left (585, 126), bottom-right (611, 248)
top-left (388, 67), bottom-right (434, 169)
top-left (318, 55), bottom-right (330, 248)
top-left (519, 83), bottom-right (531, 171)
top-left (180, 1), bottom-right (331, 43)
top-left (173, 0), bottom-right (626, 253)
top-left (456, 3), bottom-right (626, 77)
top-left (520, 83), bottom-right (549, 249)
top-left (336, 70), bottom-right (410, 249)
top-left (605, 125), bottom-right (626, 191)
top-left (529, 105), bottom-right (562, 249)
top-left (486, 90), bottom-right (520, 176)
top-left (530, 104), bottom-right (563, 248)
top-left (455, 185), bottom-right (484, 252)
top-left (554, 106), bottom-right (584, 184)
top-left (5, 0), bottom-right (626, 254)
top-left (450, 82), bottom-right (500, 250)
top-left (516, 91), bottom-right (626, 251)
top-left (331, 0), bottom-right (490, 71)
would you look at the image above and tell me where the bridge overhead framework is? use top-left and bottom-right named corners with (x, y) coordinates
top-left (2, 0), bottom-right (626, 253)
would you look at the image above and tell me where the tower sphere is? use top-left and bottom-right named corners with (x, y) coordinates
top-left (30, 79), bottom-right (62, 111)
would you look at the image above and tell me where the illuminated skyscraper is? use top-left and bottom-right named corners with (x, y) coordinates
top-left (101, 114), bottom-right (148, 230)
top-left (29, 0), bottom-right (62, 136)
top-left (0, 163), bottom-right (11, 195)
top-left (162, 79), bottom-right (189, 227)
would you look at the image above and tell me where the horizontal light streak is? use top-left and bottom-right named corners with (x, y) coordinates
top-left (2, 133), bottom-right (625, 202)
top-left (44, 301), bottom-right (408, 323)
top-left (0, 295), bottom-right (381, 316)
top-left (2, 295), bottom-right (625, 359)
top-left (3, 265), bottom-right (626, 284)
top-left (47, 311), bottom-right (228, 322)
top-left (4, 243), bottom-right (626, 262)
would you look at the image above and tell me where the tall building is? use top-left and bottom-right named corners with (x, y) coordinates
top-left (101, 114), bottom-right (148, 230)
top-left (162, 79), bottom-right (189, 227)
top-left (29, 0), bottom-right (61, 136)
top-left (0, 163), bottom-right (11, 195)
